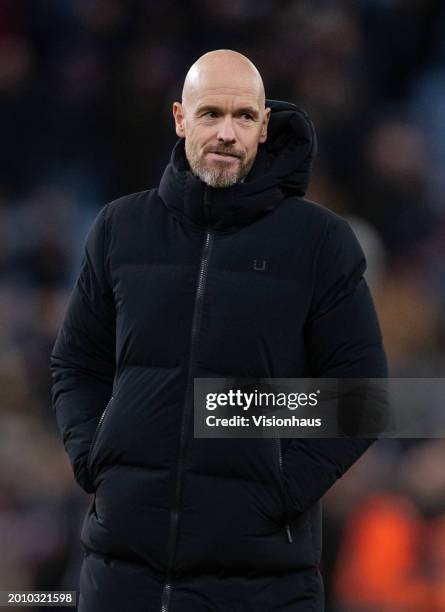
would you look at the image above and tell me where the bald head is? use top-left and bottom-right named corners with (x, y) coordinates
top-left (182, 50), bottom-right (266, 108)
top-left (173, 49), bottom-right (270, 188)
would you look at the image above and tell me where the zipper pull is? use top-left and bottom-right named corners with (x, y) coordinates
top-left (285, 523), bottom-right (293, 544)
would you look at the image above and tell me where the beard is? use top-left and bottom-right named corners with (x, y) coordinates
top-left (185, 141), bottom-right (255, 188)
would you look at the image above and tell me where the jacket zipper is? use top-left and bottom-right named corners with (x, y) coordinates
top-left (87, 395), bottom-right (114, 474)
top-left (161, 199), bottom-right (214, 612)
top-left (275, 437), bottom-right (293, 544)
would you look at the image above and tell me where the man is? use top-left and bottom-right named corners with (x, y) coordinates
top-left (51, 50), bottom-right (387, 611)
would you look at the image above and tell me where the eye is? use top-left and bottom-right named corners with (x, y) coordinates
top-left (203, 111), bottom-right (218, 118)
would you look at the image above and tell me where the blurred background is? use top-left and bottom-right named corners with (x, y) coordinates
top-left (1, 0), bottom-right (445, 610)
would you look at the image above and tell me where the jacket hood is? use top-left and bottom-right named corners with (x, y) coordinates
top-left (158, 99), bottom-right (317, 230)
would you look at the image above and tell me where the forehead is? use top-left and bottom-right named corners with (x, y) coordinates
top-left (193, 88), bottom-right (262, 111)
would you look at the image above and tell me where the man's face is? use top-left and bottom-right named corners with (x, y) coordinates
top-left (173, 65), bottom-right (270, 188)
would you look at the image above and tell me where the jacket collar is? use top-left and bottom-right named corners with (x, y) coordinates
top-left (158, 100), bottom-right (317, 231)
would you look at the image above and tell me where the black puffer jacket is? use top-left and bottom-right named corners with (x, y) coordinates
top-left (50, 100), bottom-right (387, 612)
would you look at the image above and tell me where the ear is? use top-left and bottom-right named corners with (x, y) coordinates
top-left (259, 107), bottom-right (271, 143)
top-left (173, 102), bottom-right (186, 138)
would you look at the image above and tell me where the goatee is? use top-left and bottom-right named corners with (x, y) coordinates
top-left (185, 144), bottom-right (254, 188)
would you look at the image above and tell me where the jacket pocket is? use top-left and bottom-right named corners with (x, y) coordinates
top-left (87, 395), bottom-right (114, 478)
top-left (274, 437), bottom-right (293, 544)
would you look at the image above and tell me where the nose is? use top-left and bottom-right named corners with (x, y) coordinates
top-left (217, 116), bottom-right (236, 144)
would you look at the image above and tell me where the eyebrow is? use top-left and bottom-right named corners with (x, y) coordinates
top-left (195, 104), bottom-right (260, 119)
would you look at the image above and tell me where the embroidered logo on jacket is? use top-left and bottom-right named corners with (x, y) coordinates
top-left (253, 259), bottom-right (266, 271)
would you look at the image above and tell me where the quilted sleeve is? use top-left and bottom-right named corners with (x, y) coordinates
top-left (50, 205), bottom-right (116, 493)
top-left (283, 216), bottom-right (388, 515)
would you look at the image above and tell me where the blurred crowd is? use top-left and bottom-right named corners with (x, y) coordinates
top-left (1, 1), bottom-right (445, 610)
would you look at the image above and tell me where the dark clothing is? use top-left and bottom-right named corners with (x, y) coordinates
top-left (50, 100), bottom-right (387, 611)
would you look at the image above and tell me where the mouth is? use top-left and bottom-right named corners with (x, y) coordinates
top-left (206, 151), bottom-right (241, 162)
